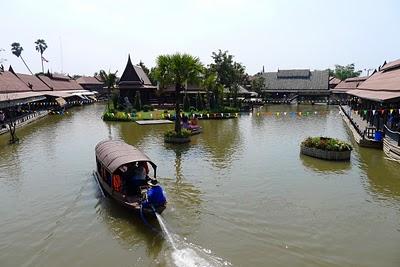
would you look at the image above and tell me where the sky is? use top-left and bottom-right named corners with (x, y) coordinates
top-left (0, 0), bottom-right (399, 76)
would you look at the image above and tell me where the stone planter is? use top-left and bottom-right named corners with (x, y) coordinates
top-left (300, 145), bottom-right (351, 161)
top-left (164, 136), bottom-right (191, 144)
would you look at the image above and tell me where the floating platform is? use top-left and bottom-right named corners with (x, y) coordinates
top-left (135, 120), bottom-right (174, 125)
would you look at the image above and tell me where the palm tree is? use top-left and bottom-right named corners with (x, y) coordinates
top-left (99, 70), bottom-right (118, 110)
top-left (11, 42), bottom-right (33, 74)
top-left (35, 39), bottom-right (48, 73)
top-left (154, 53), bottom-right (203, 134)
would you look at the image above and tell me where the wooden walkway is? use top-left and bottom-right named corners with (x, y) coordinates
top-left (135, 120), bottom-right (173, 125)
top-left (0, 111), bottom-right (49, 136)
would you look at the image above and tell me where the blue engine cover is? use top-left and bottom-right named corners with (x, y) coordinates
top-left (146, 185), bottom-right (167, 207)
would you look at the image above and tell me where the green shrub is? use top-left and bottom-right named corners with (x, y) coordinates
top-left (221, 106), bottom-right (240, 113)
top-left (302, 137), bottom-right (352, 151)
top-left (102, 111), bottom-right (133, 122)
top-left (143, 105), bottom-right (151, 112)
top-left (164, 129), bottom-right (191, 138)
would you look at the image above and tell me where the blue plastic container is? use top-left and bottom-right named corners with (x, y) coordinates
top-left (374, 131), bottom-right (383, 141)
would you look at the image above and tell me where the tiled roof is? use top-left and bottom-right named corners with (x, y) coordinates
top-left (334, 76), bottom-right (368, 91)
top-left (357, 59), bottom-right (400, 92)
top-left (276, 69), bottom-right (310, 78)
top-left (38, 74), bottom-right (84, 91)
top-left (76, 76), bottom-right (103, 85)
top-left (261, 69), bottom-right (329, 91)
top-left (16, 73), bottom-right (51, 91)
top-left (0, 71), bottom-right (31, 93)
top-left (345, 58), bottom-right (400, 101)
top-left (119, 55), bottom-right (153, 88)
top-left (329, 77), bottom-right (341, 85)
top-left (347, 89), bottom-right (400, 101)
top-left (380, 59), bottom-right (400, 72)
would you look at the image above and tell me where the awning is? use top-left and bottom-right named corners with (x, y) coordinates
top-left (0, 92), bottom-right (46, 108)
top-left (44, 91), bottom-right (74, 98)
top-left (55, 97), bottom-right (67, 107)
top-left (347, 89), bottom-right (400, 102)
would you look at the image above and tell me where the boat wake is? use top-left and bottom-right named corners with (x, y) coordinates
top-left (155, 213), bottom-right (231, 267)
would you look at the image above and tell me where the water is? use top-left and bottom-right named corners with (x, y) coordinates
top-left (0, 103), bottom-right (399, 266)
top-left (156, 212), bottom-right (229, 267)
top-left (156, 213), bottom-right (177, 250)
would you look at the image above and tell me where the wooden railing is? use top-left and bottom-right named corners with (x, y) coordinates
top-left (339, 105), bottom-right (365, 138)
top-left (384, 125), bottom-right (400, 146)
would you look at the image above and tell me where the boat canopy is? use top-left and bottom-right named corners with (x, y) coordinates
top-left (95, 140), bottom-right (157, 176)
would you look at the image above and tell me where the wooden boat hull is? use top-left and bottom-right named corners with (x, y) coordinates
top-left (93, 171), bottom-right (166, 215)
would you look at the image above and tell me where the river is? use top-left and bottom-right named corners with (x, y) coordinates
top-left (0, 103), bottom-right (399, 266)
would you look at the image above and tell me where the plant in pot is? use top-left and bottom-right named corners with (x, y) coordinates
top-left (301, 136), bottom-right (352, 161)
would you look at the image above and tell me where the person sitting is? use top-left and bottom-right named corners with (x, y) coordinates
top-left (190, 115), bottom-right (198, 126)
top-left (128, 162), bottom-right (149, 195)
top-left (182, 114), bottom-right (189, 129)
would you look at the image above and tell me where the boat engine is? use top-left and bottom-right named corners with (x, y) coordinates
top-left (144, 184), bottom-right (167, 209)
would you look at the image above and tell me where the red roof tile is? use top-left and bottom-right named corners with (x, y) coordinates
top-left (38, 74), bottom-right (83, 91)
top-left (16, 73), bottom-right (51, 91)
top-left (358, 60), bottom-right (400, 92)
top-left (0, 71), bottom-right (31, 93)
top-left (76, 76), bottom-right (103, 85)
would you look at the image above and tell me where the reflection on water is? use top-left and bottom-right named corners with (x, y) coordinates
top-left (0, 103), bottom-right (400, 267)
top-left (357, 146), bottom-right (400, 201)
top-left (196, 118), bottom-right (242, 169)
top-left (300, 154), bottom-right (351, 174)
top-left (97, 197), bottom-right (164, 259)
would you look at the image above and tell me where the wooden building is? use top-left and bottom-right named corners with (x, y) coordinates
top-left (331, 76), bottom-right (367, 103)
top-left (118, 55), bottom-right (156, 105)
top-left (329, 77), bottom-right (341, 89)
top-left (261, 69), bottom-right (330, 103)
top-left (76, 76), bottom-right (105, 94)
top-left (343, 59), bottom-right (400, 160)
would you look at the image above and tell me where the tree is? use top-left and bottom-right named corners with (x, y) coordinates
top-left (148, 67), bottom-right (157, 85)
top-left (196, 92), bottom-right (204, 111)
top-left (154, 53), bottom-right (203, 134)
top-left (99, 70), bottom-right (118, 110)
top-left (11, 42), bottom-right (33, 74)
top-left (330, 64), bottom-right (362, 80)
top-left (183, 93), bottom-right (190, 112)
top-left (209, 49), bottom-right (247, 107)
top-left (251, 75), bottom-right (265, 95)
top-left (201, 70), bottom-right (224, 110)
top-left (35, 39), bottom-right (48, 73)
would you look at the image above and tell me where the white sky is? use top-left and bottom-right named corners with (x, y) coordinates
top-left (1, 0), bottom-right (399, 76)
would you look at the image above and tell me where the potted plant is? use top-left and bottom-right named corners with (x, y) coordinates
top-left (164, 129), bottom-right (191, 144)
top-left (300, 137), bottom-right (352, 161)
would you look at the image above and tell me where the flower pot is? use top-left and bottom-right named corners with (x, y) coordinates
top-left (300, 145), bottom-right (351, 161)
top-left (164, 136), bottom-right (191, 144)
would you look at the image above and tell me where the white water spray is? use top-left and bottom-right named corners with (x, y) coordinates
top-left (154, 213), bottom-right (231, 267)
top-left (155, 213), bottom-right (177, 250)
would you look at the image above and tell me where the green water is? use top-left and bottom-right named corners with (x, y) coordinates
top-left (0, 103), bottom-right (399, 266)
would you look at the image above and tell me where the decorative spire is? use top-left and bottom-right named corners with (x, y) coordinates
top-left (8, 65), bottom-right (15, 73)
